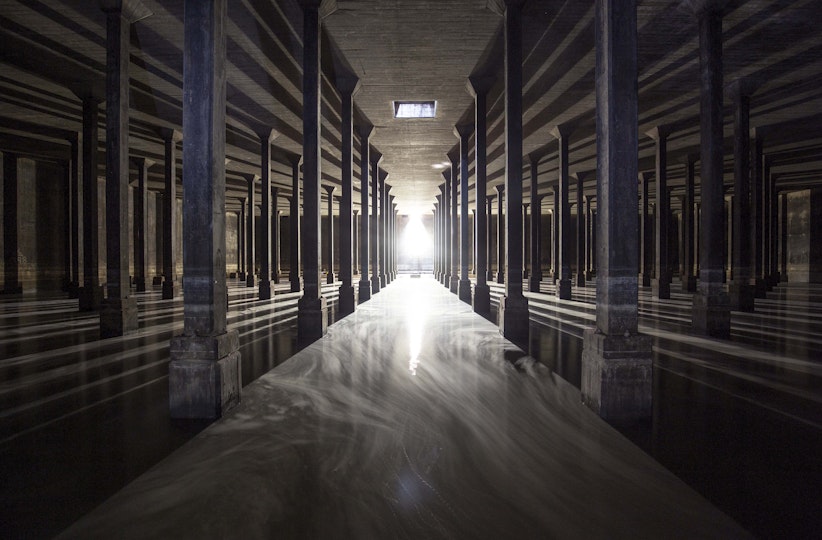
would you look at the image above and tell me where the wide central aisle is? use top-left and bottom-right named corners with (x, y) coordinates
top-left (60, 275), bottom-right (749, 539)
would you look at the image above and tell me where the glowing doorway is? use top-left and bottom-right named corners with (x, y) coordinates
top-left (399, 214), bottom-right (432, 273)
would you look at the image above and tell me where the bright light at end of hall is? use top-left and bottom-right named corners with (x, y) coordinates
top-left (401, 214), bottom-right (431, 258)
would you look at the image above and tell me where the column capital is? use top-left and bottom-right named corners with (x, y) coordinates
top-left (243, 173), bottom-right (259, 184)
top-left (255, 128), bottom-right (279, 144)
top-left (379, 169), bottom-right (389, 183)
top-left (679, 0), bottom-right (730, 16)
top-left (467, 75), bottom-right (496, 97)
top-left (357, 123), bottom-right (374, 140)
top-left (528, 152), bottom-right (542, 168)
top-left (323, 184), bottom-right (335, 196)
top-left (100, 0), bottom-right (152, 23)
top-left (645, 125), bottom-right (673, 141)
top-left (158, 128), bottom-right (182, 143)
top-left (725, 77), bottom-right (761, 101)
top-left (286, 152), bottom-right (302, 167)
top-left (677, 152), bottom-right (700, 166)
top-left (495, 184), bottom-right (505, 195)
top-left (550, 123), bottom-right (575, 140)
top-left (353, 208), bottom-right (359, 215)
top-left (442, 170), bottom-right (451, 182)
top-left (639, 171), bottom-right (654, 184)
top-left (487, 194), bottom-right (495, 203)
top-left (370, 146), bottom-right (383, 166)
top-left (447, 148), bottom-right (459, 167)
top-left (439, 183), bottom-right (446, 194)
top-left (386, 183), bottom-right (393, 193)
top-left (130, 157), bottom-right (155, 169)
top-left (453, 123), bottom-right (475, 140)
top-left (335, 74), bottom-right (361, 97)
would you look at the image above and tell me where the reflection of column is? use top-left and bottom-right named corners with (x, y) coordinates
top-left (288, 154), bottom-right (302, 292)
top-left (495, 185), bottom-right (504, 283)
top-left (244, 174), bottom-right (257, 287)
top-left (324, 185), bottom-right (336, 283)
top-left (455, 123), bottom-right (473, 303)
top-left (2, 153), bottom-right (21, 294)
top-left (497, 0), bottom-right (529, 348)
top-left (79, 97), bottom-right (102, 310)
top-left (581, 0), bottom-right (652, 422)
top-left (169, 0), bottom-right (241, 419)
top-left (692, 3), bottom-right (730, 338)
top-left (161, 129), bottom-right (181, 299)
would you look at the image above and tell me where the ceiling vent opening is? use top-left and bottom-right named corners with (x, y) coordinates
top-left (393, 100), bottom-right (437, 118)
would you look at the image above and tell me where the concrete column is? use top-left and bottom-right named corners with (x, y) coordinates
top-left (161, 129), bottom-right (180, 299)
top-left (337, 76), bottom-right (359, 315)
top-left (324, 185), bottom-right (335, 283)
top-left (272, 188), bottom-right (280, 283)
top-left (258, 131), bottom-right (276, 299)
top-left (582, 0), bottom-right (652, 422)
top-left (244, 174), bottom-right (257, 287)
top-left (725, 193), bottom-right (733, 282)
top-left (132, 158), bottom-right (153, 293)
top-left (495, 186), bottom-right (504, 283)
top-left (79, 97), bottom-right (102, 310)
top-left (692, 2), bottom-right (731, 338)
top-left (767, 167), bottom-right (779, 286)
top-left (585, 195), bottom-right (594, 280)
top-left (522, 203), bottom-right (529, 280)
top-left (728, 83), bottom-right (755, 311)
top-left (552, 187), bottom-right (559, 282)
top-left (574, 172), bottom-right (587, 288)
top-left (370, 150), bottom-right (382, 295)
top-left (471, 208), bottom-right (477, 276)
top-left (288, 154), bottom-right (302, 292)
top-left (528, 154), bottom-right (542, 292)
top-left (68, 135), bottom-right (81, 297)
top-left (648, 126), bottom-right (671, 299)
top-left (750, 131), bottom-right (765, 297)
top-left (449, 151), bottom-right (459, 294)
top-left (358, 126), bottom-right (372, 301)
top-left (639, 172), bottom-right (653, 287)
top-left (390, 197), bottom-right (397, 280)
top-left (779, 192), bottom-right (788, 281)
top-left (296, 0), bottom-right (327, 344)
top-left (353, 209), bottom-right (359, 276)
top-left (169, 0), bottom-right (240, 419)
top-left (682, 156), bottom-right (697, 292)
top-left (486, 195), bottom-right (494, 284)
top-left (552, 125), bottom-right (572, 299)
top-left (238, 198), bottom-right (245, 280)
top-left (498, 0), bottom-right (529, 348)
top-left (432, 202), bottom-right (439, 279)
top-left (101, 0), bottom-right (146, 337)
top-left (379, 176), bottom-right (389, 287)
top-left (2, 153), bottom-right (21, 294)
top-left (455, 123), bottom-right (473, 303)
top-left (443, 171), bottom-right (451, 287)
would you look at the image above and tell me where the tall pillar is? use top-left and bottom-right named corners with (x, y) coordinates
top-left (337, 76), bottom-right (359, 315)
top-left (728, 82), bottom-right (755, 311)
top-left (574, 172), bottom-right (587, 288)
top-left (750, 131), bottom-right (766, 297)
top-left (238, 198), bottom-right (246, 280)
top-left (779, 192), bottom-right (788, 281)
top-left (692, 2), bottom-right (731, 338)
top-left (441, 186), bottom-right (449, 285)
top-left (495, 185), bottom-right (505, 283)
top-left (640, 172), bottom-right (653, 287)
top-left (288, 154), bottom-right (302, 293)
top-left (133, 158), bottom-right (153, 292)
top-left (358, 127), bottom-right (372, 301)
top-left (369, 150), bottom-right (382, 295)
top-left (455, 123), bottom-right (473, 303)
top-left (471, 208), bottom-right (477, 276)
top-left (648, 127), bottom-right (671, 299)
top-left (324, 185), bottom-right (336, 283)
top-left (432, 202), bottom-right (439, 279)
top-left (257, 131), bottom-right (275, 299)
top-left (79, 97), bottom-right (103, 310)
top-left (552, 187), bottom-right (559, 282)
top-left (528, 154), bottom-right (542, 292)
top-left (272, 188), bottom-right (281, 283)
top-left (296, 0), bottom-right (328, 344)
top-left (682, 156), bottom-right (697, 292)
top-left (443, 171), bottom-right (452, 288)
top-left (352, 209), bottom-right (359, 276)
top-left (244, 174), bottom-right (257, 288)
top-left (552, 125), bottom-right (572, 299)
top-left (161, 129), bottom-right (180, 300)
top-left (585, 194), bottom-right (594, 280)
top-left (169, 0), bottom-right (240, 419)
top-left (101, 0), bottom-right (146, 337)
top-left (2, 153), bottom-right (22, 294)
top-left (449, 151), bottom-right (460, 294)
top-left (486, 195), bottom-right (494, 284)
top-left (497, 0), bottom-right (529, 348)
top-left (768, 168), bottom-right (779, 286)
top-left (522, 203), bottom-right (529, 279)
top-left (379, 176), bottom-right (389, 287)
top-left (390, 197), bottom-right (397, 280)
top-left (582, 0), bottom-right (652, 422)
top-left (68, 134), bottom-right (81, 297)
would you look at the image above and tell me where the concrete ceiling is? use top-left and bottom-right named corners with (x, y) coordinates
top-left (1, 0), bottom-right (821, 216)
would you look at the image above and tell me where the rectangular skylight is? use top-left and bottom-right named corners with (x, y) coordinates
top-left (393, 101), bottom-right (436, 118)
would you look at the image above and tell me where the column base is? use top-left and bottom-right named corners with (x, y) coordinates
top-left (729, 280), bottom-right (755, 312)
top-left (297, 295), bottom-right (328, 346)
top-left (528, 275), bottom-right (542, 293)
top-left (78, 285), bottom-right (103, 311)
top-left (1, 284), bottom-right (23, 295)
top-left (326, 272), bottom-right (335, 285)
top-left (67, 281), bottom-right (80, 298)
top-left (585, 270), bottom-right (595, 280)
top-left (692, 288), bottom-right (731, 338)
top-left (152, 276), bottom-right (164, 286)
top-left (169, 330), bottom-right (241, 419)
top-left (273, 272), bottom-right (281, 284)
top-left (100, 295), bottom-right (138, 338)
top-left (449, 276), bottom-right (459, 294)
top-left (486, 272), bottom-right (494, 283)
top-left (442, 273), bottom-right (450, 287)
top-left (246, 275), bottom-right (255, 288)
top-left (358, 279), bottom-right (372, 303)
top-left (238, 272), bottom-right (246, 281)
top-left (473, 282), bottom-right (491, 315)
top-left (162, 280), bottom-right (175, 300)
top-left (371, 276), bottom-right (381, 294)
top-left (651, 278), bottom-right (670, 300)
top-left (135, 278), bottom-right (146, 293)
top-left (379, 274), bottom-right (387, 288)
top-left (498, 294), bottom-right (530, 350)
top-left (496, 272), bottom-right (504, 284)
top-left (581, 328), bottom-right (653, 423)
top-left (556, 278), bottom-right (571, 300)
top-left (576, 273), bottom-right (586, 288)
top-left (640, 273), bottom-right (652, 287)
top-left (258, 279), bottom-right (272, 300)
top-left (458, 279), bottom-right (472, 304)
top-left (682, 275), bottom-right (697, 293)
top-left (290, 275), bottom-right (301, 293)
top-left (338, 284), bottom-right (356, 317)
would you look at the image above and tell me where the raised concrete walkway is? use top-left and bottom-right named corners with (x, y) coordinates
top-left (59, 275), bottom-right (749, 539)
